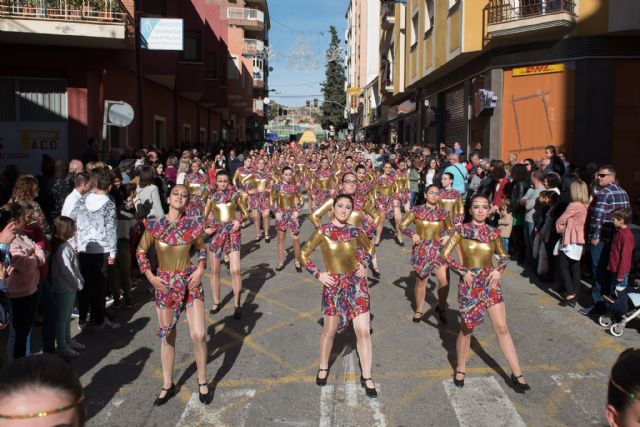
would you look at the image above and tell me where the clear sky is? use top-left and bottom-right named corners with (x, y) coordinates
top-left (267, 0), bottom-right (347, 107)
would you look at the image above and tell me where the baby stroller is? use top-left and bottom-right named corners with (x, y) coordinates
top-left (599, 279), bottom-right (640, 337)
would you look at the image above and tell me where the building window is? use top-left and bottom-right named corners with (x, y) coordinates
top-left (205, 52), bottom-right (218, 79)
top-left (425, 0), bottom-right (435, 33)
top-left (154, 116), bottom-right (166, 148)
top-left (410, 12), bottom-right (419, 47)
top-left (181, 31), bottom-right (201, 62)
top-left (183, 124), bottom-right (191, 143)
top-left (199, 127), bottom-right (206, 143)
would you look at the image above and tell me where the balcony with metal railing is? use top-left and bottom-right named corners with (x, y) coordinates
top-left (243, 38), bottom-right (264, 56)
top-left (380, 59), bottom-right (394, 93)
top-left (485, 0), bottom-right (577, 39)
top-left (0, 0), bottom-right (133, 48)
top-left (381, 2), bottom-right (395, 29)
top-left (227, 7), bottom-right (264, 31)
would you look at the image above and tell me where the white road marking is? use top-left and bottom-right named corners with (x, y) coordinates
top-left (318, 351), bottom-right (387, 426)
top-left (443, 376), bottom-right (526, 427)
top-left (319, 385), bottom-right (335, 427)
top-left (364, 384), bottom-right (386, 427)
top-left (176, 388), bottom-right (256, 426)
top-left (344, 352), bottom-right (358, 407)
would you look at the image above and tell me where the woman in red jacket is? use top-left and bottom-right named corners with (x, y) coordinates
top-left (555, 180), bottom-right (590, 307)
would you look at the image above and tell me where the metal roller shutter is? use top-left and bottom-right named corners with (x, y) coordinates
top-left (443, 84), bottom-right (465, 145)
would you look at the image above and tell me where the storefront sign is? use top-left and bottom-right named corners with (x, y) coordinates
top-left (512, 63), bottom-right (565, 77)
top-left (347, 87), bottom-right (361, 95)
top-left (0, 122), bottom-right (68, 174)
top-left (140, 18), bottom-right (184, 51)
top-left (474, 89), bottom-right (497, 117)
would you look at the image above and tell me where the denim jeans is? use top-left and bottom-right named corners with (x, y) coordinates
top-left (502, 237), bottom-right (510, 253)
top-left (591, 241), bottom-right (612, 303)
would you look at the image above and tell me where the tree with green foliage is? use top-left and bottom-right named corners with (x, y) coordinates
top-left (320, 26), bottom-right (347, 132)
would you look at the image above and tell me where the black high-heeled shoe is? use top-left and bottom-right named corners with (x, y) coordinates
top-left (372, 267), bottom-right (381, 278)
top-left (275, 264), bottom-right (285, 272)
top-left (360, 376), bottom-right (377, 398)
top-left (209, 303), bottom-right (220, 316)
top-left (265, 235), bottom-right (270, 243)
top-left (453, 370), bottom-right (465, 388)
top-left (396, 237), bottom-right (405, 247)
top-left (511, 373), bottom-right (531, 392)
top-left (412, 312), bottom-right (423, 323)
top-left (234, 306), bottom-right (242, 320)
top-left (316, 368), bottom-right (329, 386)
top-left (153, 383), bottom-right (176, 406)
top-left (198, 382), bottom-right (213, 405)
top-left (295, 263), bottom-right (302, 273)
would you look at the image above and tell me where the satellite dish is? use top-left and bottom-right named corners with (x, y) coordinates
top-left (107, 102), bottom-right (134, 127)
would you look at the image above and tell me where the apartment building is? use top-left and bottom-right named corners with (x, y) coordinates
top-left (378, 0), bottom-right (640, 201)
top-left (0, 0), bottom-right (269, 173)
top-left (345, 0), bottom-right (380, 139)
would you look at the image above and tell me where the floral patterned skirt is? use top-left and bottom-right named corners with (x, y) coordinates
top-left (155, 266), bottom-right (204, 339)
top-left (397, 189), bottom-right (411, 207)
top-left (377, 195), bottom-right (396, 220)
top-left (322, 270), bottom-right (370, 334)
top-left (360, 215), bottom-right (376, 239)
top-left (457, 267), bottom-right (504, 329)
top-left (314, 189), bottom-right (332, 206)
top-left (276, 208), bottom-right (300, 235)
top-left (249, 191), bottom-right (270, 211)
top-left (411, 239), bottom-right (445, 278)
top-left (209, 221), bottom-right (241, 258)
top-left (186, 196), bottom-right (206, 217)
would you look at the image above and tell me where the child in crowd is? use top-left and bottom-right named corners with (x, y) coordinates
top-left (498, 199), bottom-right (513, 253)
top-left (51, 216), bottom-right (85, 359)
top-left (108, 187), bottom-right (138, 308)
top-left (608, 208), bottom-right (635, 296)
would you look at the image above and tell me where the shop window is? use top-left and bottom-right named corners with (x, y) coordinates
top-left (181, 31), bottom-right (201, 62)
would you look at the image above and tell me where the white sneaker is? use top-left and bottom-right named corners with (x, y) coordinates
top-left (94, 319), bottom-right (121, 331)
top-left (105, 297), bottom-right (115, 307)
top-left (59, 346), bottom-right (79, 358)
top-left (68, 339), bottom-right (86, 351)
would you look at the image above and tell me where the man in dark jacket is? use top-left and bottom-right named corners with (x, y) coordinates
top-left (227, 149), bottom-right (243, 178)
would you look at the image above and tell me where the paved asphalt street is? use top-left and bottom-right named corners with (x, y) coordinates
top-left (70, 213), bottom-right (634, 426)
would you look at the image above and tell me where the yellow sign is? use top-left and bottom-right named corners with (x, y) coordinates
top-left (512, 63), bottom-right (565, 77)
top-left (346, 87), bottom-right (361, 95)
